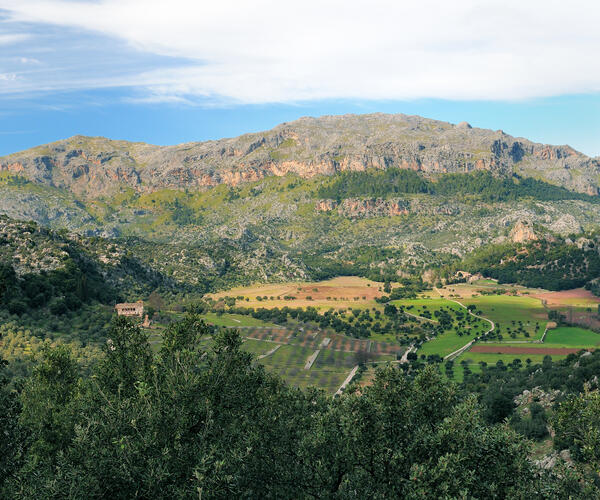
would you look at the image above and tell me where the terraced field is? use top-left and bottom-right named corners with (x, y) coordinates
top-left (200, 312), bottom-right (277, 327)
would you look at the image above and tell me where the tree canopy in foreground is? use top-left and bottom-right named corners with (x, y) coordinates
top-left (0, 316), bottom-right (594, 498)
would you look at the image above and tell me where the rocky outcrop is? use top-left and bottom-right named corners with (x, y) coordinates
top-left (549, 214), bottom-right (582, 236)
top-left (514, 387), bottom-right (562, 411)
top-left (1, 113), bottom-right (599, 199)
top-left (510, 220), bottom-right (538, 243)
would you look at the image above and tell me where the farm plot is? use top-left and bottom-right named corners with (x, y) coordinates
top-left (241, 338), bottom-right (279, 356)
top-left (532, 288), bottom-right (600, 308)
top-left (259, 344), bottom-right (353, 393)
top-left (207, 276), bottom-right (385, 310)
top-left (461, 295), bottom-right (547, 341)
top-left (449, 353), bottom-right (568, 382)
top-left (244, 327), bottom-right (292, 343)
top-left (393, 298), bottom-right (490, 358)
top-left (200, 312), bottom-right (276, 327)
top-left (470, 345), bottom-right (583, 355)
top-left (455, 352), bottom-right (567, 371)
top-left (544, 327), bottom-right (600, 347)
top-left (450, 326), bottom-right (599, 379)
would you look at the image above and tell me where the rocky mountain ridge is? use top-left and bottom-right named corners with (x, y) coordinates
top-left (2, 113), bottom-right (599, 198)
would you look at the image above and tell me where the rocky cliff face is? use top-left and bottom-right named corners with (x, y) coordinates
top-left (510, 220), bottom-right (538, 243)
top-left (1, 113), bottom-right (598, 198)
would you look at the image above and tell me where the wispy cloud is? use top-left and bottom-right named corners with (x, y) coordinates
top-left (0, 0), bottom-right (599, 104)
top-left (0, 33), bottom-right (30, 45)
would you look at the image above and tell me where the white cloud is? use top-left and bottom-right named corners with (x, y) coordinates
top-left (0, 33), bottom-right (30, 45)
top-left (0, 0), bottom-right (599, 103)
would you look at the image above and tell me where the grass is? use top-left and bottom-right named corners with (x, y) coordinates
top-left (259, 344), bottom-right (350, 393)
top-left (241, 338), bottom-right (276, 356)
top-left (544, 326), bottom-right (600, 347)
top-left (462, 295), bottom-right (547, 340)
top-left (255, 341), bottom-right (393, 394)
top-left (392, 298), bottom-right (490, 357)
top-left (419, 331), bottom-right (477, 357)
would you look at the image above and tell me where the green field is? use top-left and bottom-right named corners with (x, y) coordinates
top-left (544, 327), bottom-right (600, 347)
top-left (393, 298), bottom-right (490, 357)
top-left (241, 338), bottom-right (278, 356)
top-left (462, 295), bottom-right (547, 340)
top-left (459, 352), bottom-right (566, 365)
top-left (259, 344), bottom-right (352, 393)
top-left (418, 332), bottom-right (473, 357)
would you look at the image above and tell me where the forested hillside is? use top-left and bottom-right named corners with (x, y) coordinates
top-left (459, 237), bottom-right (600, 291)
top-left (317, 169), bottom-right (599, 204)
top-left (0, 317), bottom-right (596, 498)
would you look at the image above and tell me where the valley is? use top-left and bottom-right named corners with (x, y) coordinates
top-left (176, 276), bottom-right (600, 393)
top-left (2, 113), bottom-right (600, 496)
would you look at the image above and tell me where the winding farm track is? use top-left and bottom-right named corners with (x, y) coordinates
top-left (433, 287), bottom-right (496, 361)
top-left (400, 346), bottom-right (416, 363)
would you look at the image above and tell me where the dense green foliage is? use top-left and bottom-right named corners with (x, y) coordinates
top-left (461, 239), bottom-right (600, 291)
top-left (461, 350), bottom-right (600, 439)
top-left (299, 246), bottom-right (432, 283)
top-left (1, 316), bottom-right (591, 498)
top-left (317, 168), bottom-right (432, 199)
top-left (0, 260), bottom-right (112, 317)
top-left (318, 168), bottom-right (599, 204)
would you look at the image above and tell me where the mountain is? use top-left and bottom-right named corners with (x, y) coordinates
top-left (1, 113), bottom-right (599, 290)
top-left (1, 113), bottom-right (599, 198)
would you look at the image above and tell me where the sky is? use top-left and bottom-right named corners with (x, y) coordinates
top-left (0, 0), bottom-right (599, 157)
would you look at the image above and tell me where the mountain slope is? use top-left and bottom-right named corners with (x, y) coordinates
top-left (1, 113), bottom-right (599, 290)
top-left (1, 113), bottom-right (599, 197)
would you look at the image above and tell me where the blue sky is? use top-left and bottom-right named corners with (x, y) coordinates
top-left (0, 1), bottom-right (599, 157)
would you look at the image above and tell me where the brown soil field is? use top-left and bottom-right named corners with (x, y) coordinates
top-left (470, 345), bottom-right (587, 355)
top-left (208, 276), bottom-right (385, 309)
top-left (532, 288), bottom-right (600, 307)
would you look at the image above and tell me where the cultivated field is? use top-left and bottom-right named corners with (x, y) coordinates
top-left (207, 276), bottom-right (386, 309)
top-left (544, 326), bottom-right (600, 347)
top-left (158, 280), bottom-right (600, 391)
top-left (532, 288), bottom-right (600, 308)
top-left (393, 298), bottom-right (491, 358)
top-left (461, 295), bottom-right (547, 340)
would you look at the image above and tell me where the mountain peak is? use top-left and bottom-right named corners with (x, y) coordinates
top-left (0, 113), bottom-right (598, 198)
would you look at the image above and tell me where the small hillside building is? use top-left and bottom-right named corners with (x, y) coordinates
top-left (115, 300), bottom-right (144, 317)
